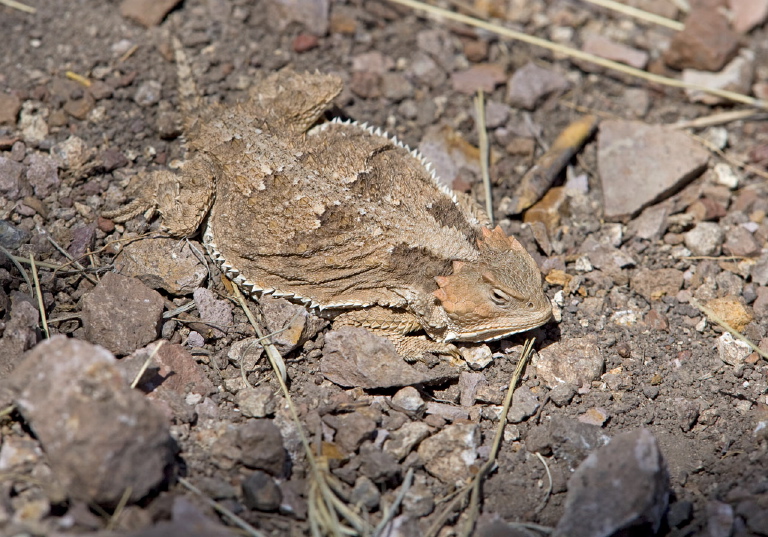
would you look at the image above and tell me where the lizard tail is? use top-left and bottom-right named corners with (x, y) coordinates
top-left (172, 37), bottom-right (200, 129)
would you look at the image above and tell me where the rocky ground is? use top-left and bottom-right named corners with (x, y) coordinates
top-left (2, 0), bottom-right (768, 535)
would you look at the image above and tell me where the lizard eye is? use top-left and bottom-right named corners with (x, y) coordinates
top-left (490, 288), bottom-right (511, 305)
top-left (527, 302), bottom-right (534, 309)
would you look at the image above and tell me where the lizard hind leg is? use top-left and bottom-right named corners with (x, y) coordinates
top-left (156, 156), bottom-right (218, 237)
top-left (333, 307), bottom-right (461, 363)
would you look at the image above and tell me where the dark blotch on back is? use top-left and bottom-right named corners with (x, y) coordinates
top-left (425, 196), bottom-right (478, 242)
top-left (389, 243), bottom-right (453, 292)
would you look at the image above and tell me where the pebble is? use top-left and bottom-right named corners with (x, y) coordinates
top-left (99, 147), bottom-right (129, 172)
top-left (705, 501), bottom-right (734, 537)
top-left (128, 342), bottom-right (216, 397)
top-left (506, 62), bottom-right (570, 110)
top-left (324, 412), bottom-right (376, 453)
top-left (533, 336), bottom-right (605, 390)
top-left (549, 383), bottom-right (576, 407)
top-left (81, 272), bottom-right (165, 356)
top-left (114, 238), bottom-right (208, 295)
top-left (379, 72), bottom-right (414, 101)
top-left (236, 386), bottom-right (276, 418)
top-left (242, 470), bottom-right (282, 512)
top-left (18, 101), bottom-right (49, 144)
top-left (712, 162), bottom-right (741, 189)
top-left (706, 296), bottom-right (754, 332)
top-left (753, 287), bottom-right (768, 319)
top-left (683, 222), bottom-right (724, 256)
top-left (598, 120), bottom-right (709, 220)
top-left (730, 0), bottom-right (768, 33)
top-left (578, 407), bottom-right (609, 426)
top-left (460, 344), bottom-right (493, 370)
top-left (751, 254), bottom-right (768, 286)
top-left (723, 226), bottom-right (760, 257)
top-left (717, 333), bottom-right (752, 367)
top-left (237, 420), bottom-right (286, 475)
top-left (384, 421), bottom-right (431, 461)
top-left (683, 50), bottom-right (755, 105)
top-left (631, 268), bottom-right (684, 301)
top-left (66, 224), bottom-right (95, 260)
top-left (627, 204), bottom-right (670, 240)
top-left (292, 33), bottom-right (319, 53)
top-left (350, 476), bottom-right (380, 511)
top-left (358, 444), bottom-right (400, 484)
top-left (525, 416), bottom-right (609, 468)
top-left (351, 51), bottom-right (394, 74)
top-left (459, 371), bottom-right (485, 407)
top-left (507, 386), bottom-right (540, 423)
top-left (0, 93), bottom-right (22, 125)
top-left (553, 429), bottom-right (668, 537)
top-left (321, 326), bottom-right (457, 388)
top-left (663, 7), bottom-right (740, 71)
top-left (119, 0), bottom-right (182, 27)
top-left (258, 295), bottom-right (327, 355)
top-left (582, 34), bottom-right (649, 69)
top-left (264, 0), bottom-right (330, 36)
top-left (193, 287), bottom-right (233, 339)
top-left (141, 497), bottom-right (239, 537)
top-left (392, 386), bottom-right (425, 413)
top-left (50, 135), bottom-right (90, 169)
top-left (63, 92), bottom-right (95, 120)
top-left (9, 337), bottom-right (172, 507)
top-left (0, 157), bottom-right (26, 200)
top-left (417, 423), bottom-right (480, 486)
top-left (25, 153), bottom-right (60, 198)
top-left (0, 299), bottom-right (39, 376)
top-left (408, 52), bottom-right (446, 89)
top-left (450, 63), bottom-right (506, 94)
top-left (133, 80), bottom-right (163, 107)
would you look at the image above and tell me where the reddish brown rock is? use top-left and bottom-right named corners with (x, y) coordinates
top-left (119, 0), bottom-right (182, 27)
top-left (664, 8), bottom-right (740, 71)
top-left (0, 93), bottom-right (21, 125)
top-left (451, 63), bottom-right (506, 94)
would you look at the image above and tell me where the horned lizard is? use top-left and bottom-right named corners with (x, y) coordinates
top-left (105, 43), bottom-right (552, 361)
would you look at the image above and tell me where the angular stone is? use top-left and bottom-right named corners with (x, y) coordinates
top-left (259, 295), bottom-right (328, 355)
top-left (242, 471), bottom-right (282, 512)
top-left (451, 63), bottom-right (506, 94)
top-left (130, 343), bottom-right (216, 397)
top-left (534, 336), bottom-right (605, 389)
top-left (598, 120), bottom-right (709, 221)
top-left (119, 0), bottom-right (182, 27)
top-left (81, 272), bottom-right (164, 356)
top-left (684, 222), bottom-right (724, 256)
top-left (237, 420), bottom-right (286, 476)
top-left (705, 296), bottom-right (753, 332)
top-left (729, 0), bottom-right (768, 33)
top-left (25, 153), bottom-right (60, 198)
top-left (9, 337), bottom-right (173, 507)
top-left (264, 0), bottom-right (330, 35)
top-left (627, 204), bottom-right (670, 240)
top-left (553, 429), bottom-right (669, 537)
top-left (582, 35), bottom-right (648, 69)
top-left (321, 327), bottom-right (458, 389)
top-left (417, 423), bottom-right (480, 486)
top-left (664, 7), bottom-right (740, 71)
top-left (723, 226), bottom-right (760, 257)
top-left (0, 156), bottom-right (25, 200)
top-left (683, 50), bottom-right (755, 105)
top-left (0, 93), bottom-right (21, 125)
top-left (324, 412), bottom-right (377, 453)
top-left (631, 268), bottom-right (684, 301)
top-left (193, 287), bottom-right (233, 339)
top-left (507, 62), bottom-right (570, 110)
top-left (114, 238), bottom-right (208, 295)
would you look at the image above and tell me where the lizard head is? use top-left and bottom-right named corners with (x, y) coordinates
top-left (432, 226), bottom-right (552, 342)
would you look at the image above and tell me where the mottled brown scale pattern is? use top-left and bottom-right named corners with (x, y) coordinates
top-left (105, 47), bottom-right (552, 362)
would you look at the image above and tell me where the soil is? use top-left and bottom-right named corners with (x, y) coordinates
top-left (1, 0), bottom-right (768, 536)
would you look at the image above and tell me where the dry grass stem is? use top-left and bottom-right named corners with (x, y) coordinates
top-left (178, 477), bottom-right (267, 537)
top-left (581, 0), bottom-right (684, 30)
top-left (0, 245), bottom-right (34, 297)
top-left (687, 132), bottom-right (768, 182)
top-left (65, 70), bottom-right (91, 87)
top-left (131, 340), bottom-right (165, 389)
top-left (674, 110), bottom-right (767, 129)
top-left (233, 286), bottom-right (364, 536)
top-left (106, 487), bottom-right (132, 531)
top-left (372, 468), bottom-right (414, 536)
top-left (474, 90), bottom-right (494, 226)
top-left (29, 254), bottom-right (49, 339)
top-left (534, 451), bottom-right (553, 514)
top-left (386, 0), bottom-right (767, 110)
top-left (0, 0), bottom-right (36, 13)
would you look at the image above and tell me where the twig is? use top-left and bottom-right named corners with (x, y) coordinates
top-left (29, 254), bottom-right (49, 339)
top-left (45, 234), bottom-right (98, 285)
top-left (674, 110), bottom-right (768, 130)
top-left (131, 340), bottom-right (165, 389)
top-left (459, 338), bottom-right (535, 537)
top-left (386, 0), bottom-right (768, 110)
top-left (474, 90), bottom-right (494, 227)
top-left (0, 0), bottom-right (36, 13)
top-left (533, 452), bottom-right (553, 514)
top-left (581, 0), bottom-right (683, 30)
top-left (373, 467), bottom-right (415, 537)
top-left (65, 71), bottom-right (91, 87)
top-left (232, 285), bottom-right (287, 381)
top-left (106, 487), bottom-right (132, 531)
top-left (179, 477), bottom-right (267, 537)
top-left (0, 245), bottom-right (33, 297)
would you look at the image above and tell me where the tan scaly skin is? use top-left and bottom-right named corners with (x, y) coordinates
top-left (105, 41), bottom-right (552, 362)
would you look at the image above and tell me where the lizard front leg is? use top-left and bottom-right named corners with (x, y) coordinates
top-left (333, 306), bottom-right (460, 362)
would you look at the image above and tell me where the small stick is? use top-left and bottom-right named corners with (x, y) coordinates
top-left (0, 0), bottom-right (36, 13)
top-left (29, 254), bottom-right (49, 339)
top-left (582, 0), bottom-right (684, 30)
top-left (0, 245), bottom-right (33, 297)
top-left (474, 89), bottom-right (494, 226)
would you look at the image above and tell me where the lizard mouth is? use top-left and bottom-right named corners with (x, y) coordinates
top-left (444, 307), bottom-right (553, 343)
